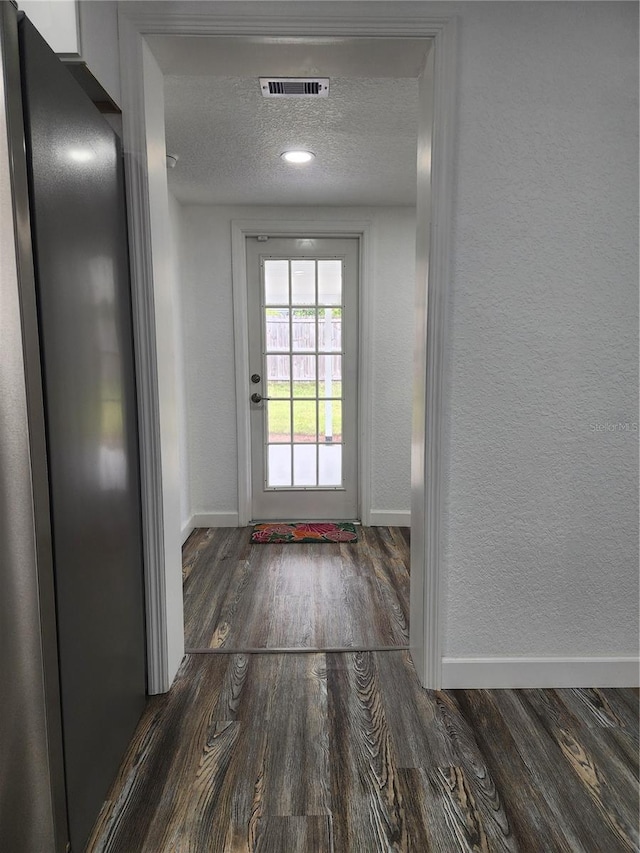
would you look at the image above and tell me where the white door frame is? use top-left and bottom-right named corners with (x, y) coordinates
top-left (231, 221), bottom-right (372, 527)
top-left (118, 5), bottom-right (457, 693)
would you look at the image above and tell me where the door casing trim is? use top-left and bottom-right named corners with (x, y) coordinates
top-left (232, 222), bottom-right (372, 526)
top-left (118, 6), bottom-right (457, 692)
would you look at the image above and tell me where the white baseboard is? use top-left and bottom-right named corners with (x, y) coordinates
top-left (190, 512), bottom-right (240, 529)
top-left (441, 656), bottom-right (640, 689)
top-left (368, 510), bottom-right (411, 527)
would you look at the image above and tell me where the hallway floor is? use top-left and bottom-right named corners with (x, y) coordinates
top-left (182, 526), bottom-right (410, 650)
top-left (88, 650), bottom-right (638, 851)
top-left (87, 527), bottom-right (639, 852)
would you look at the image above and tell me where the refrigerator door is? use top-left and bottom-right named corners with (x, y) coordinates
top-left (18, 17), bottom-right (147, 851)
top-left (0, 5), bottom-right (67, 850)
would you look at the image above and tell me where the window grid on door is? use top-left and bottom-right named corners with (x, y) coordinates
top-left (262, 257), bottom-right (345, 490)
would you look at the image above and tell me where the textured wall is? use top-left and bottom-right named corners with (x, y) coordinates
top-left (369, 208), bottom-right (416, 513)
top-left (178, 206), bottom-right (240, 515)
top-left (443, 3), bottom-right (639, 657)
top-left (163, 1), bottom-right (638, 664)
top-left (177, 204), bottom-right (416, 518)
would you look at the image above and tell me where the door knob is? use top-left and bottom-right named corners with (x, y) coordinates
top-left (251, 392), bottom-right (269, 403)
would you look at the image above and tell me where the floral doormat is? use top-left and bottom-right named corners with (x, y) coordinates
top-left (251, 522), bottom-right (358, 544)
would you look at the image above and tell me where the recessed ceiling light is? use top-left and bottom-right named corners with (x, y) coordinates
top-left (68, 147), bottom-right (95, 163)
top-left (281, 150), bottom-right (315, 164)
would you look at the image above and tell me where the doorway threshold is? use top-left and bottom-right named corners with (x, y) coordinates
top-left (186, 645), bottom-right (410, 655)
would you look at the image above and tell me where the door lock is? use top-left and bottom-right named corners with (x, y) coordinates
top-left (251, 373), bottom-right (261, 384)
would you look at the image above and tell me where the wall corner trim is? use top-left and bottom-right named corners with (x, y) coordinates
top-left (180, 519), bottom-right (195, 544)
top-left (441, 656), bottom-right (640, 689)
top-left (118, 10), bottom-right (171, 695)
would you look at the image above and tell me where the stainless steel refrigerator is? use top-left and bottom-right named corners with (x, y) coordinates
top-left (0, 6), bottom-right (147, 851)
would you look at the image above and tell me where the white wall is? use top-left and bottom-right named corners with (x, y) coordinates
top-left (18, 0), bottom-right (79, 52)
top-left (176, 204), bottom-right (416, 525)
top-left (441, 2), bottom-right (639, 663)
top-left (167, 192), bottom-right (191, 538)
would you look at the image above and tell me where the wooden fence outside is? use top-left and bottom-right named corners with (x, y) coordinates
top-left (266, 318), bottom-right (342, 381)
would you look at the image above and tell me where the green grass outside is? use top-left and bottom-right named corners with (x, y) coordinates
top-left (266, 381), bottom-right (342, 399)
top-left (266, 382), bottom-right (343, 439)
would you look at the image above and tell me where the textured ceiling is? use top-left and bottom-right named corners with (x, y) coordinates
top-left (164, 74), bottom-right (419, 206)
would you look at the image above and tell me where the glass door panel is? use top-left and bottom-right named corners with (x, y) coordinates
top-left (264, 259), bottom-right (289, 304)
top-left (317, 307), bottom-right (341, 352)
top-left (318, 259), bottom-right (342, 305)
top-left (263, 257), bottom-right (344, 489)
top-left (293, 445), bottom-right (317, 486)
top-left (267, 400), bottom-right (291, 442)
top-left (266, 354), bottom-right (289, 397)
top-left (292, 400), bottom-right (317, 443)
top-left (319, 400), bottom-right (342, 444)
top-left (318, 354), bottom-right (341, 397)
top-left (291, 308), bottom-right (316, 350)
top-left (268, 445), bottom-right (292, 487)
top-left (319, 445), bottom-right (342, 486)
top-left (265, 307), bottom-right (290, 351)
top-left (292, 353), bottom-right (315, 397)
top-left (291, 259), bottom-right (315, 304)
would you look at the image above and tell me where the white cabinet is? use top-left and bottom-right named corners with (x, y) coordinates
top-left (18, 1), bottom-right (121, 108)
top-left (18, 0), bottom-right (79, 52)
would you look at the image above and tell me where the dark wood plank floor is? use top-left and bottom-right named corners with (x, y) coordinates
top-left (87, 651), bottom-right (639, 852)
top-left (182, 526), bottom-right (410, 650)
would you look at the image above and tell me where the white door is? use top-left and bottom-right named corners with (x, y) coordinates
top-left (247, 236), bottom-right (359, 521)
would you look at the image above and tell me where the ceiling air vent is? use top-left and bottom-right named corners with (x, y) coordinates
top-left (259, 77), bottom-right (330, 98)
